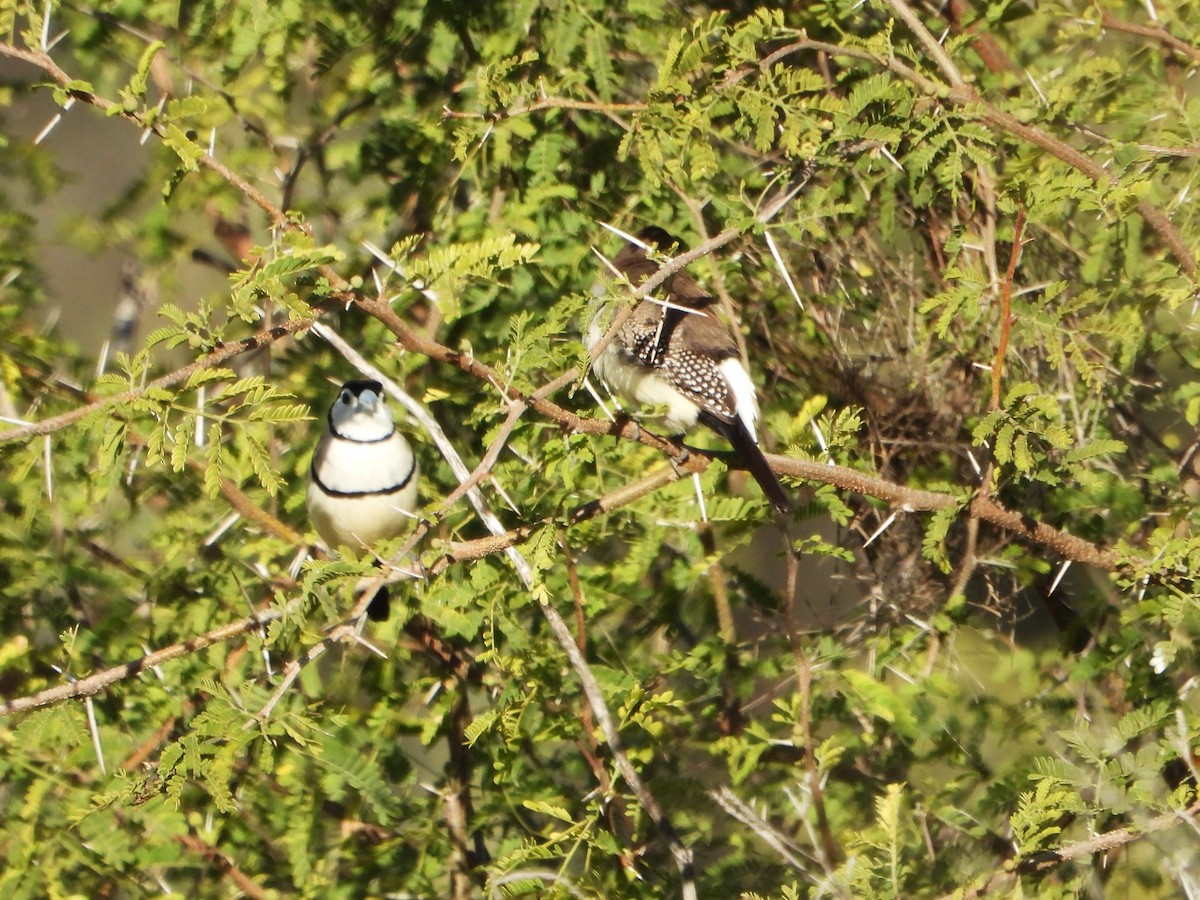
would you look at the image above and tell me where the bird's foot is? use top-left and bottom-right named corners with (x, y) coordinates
top-left (612, 411), bottom-right (641, 441)
top-left (668, 443), bottom-right (691, 474)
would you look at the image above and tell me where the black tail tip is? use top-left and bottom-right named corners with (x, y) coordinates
top-left (366, 585), bottom-right (390, 621)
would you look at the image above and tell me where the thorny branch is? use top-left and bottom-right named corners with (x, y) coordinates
top-left (873, 0), bottom-right (1196, 278)
top-left (0, 313), bottom-right (320, 446)
top-left (0, 26), bottom-right (1136, 737)
top-left (1099, 11), bottom-right (1200, 66)
top-left (0, 605), bottom-right (293, 716)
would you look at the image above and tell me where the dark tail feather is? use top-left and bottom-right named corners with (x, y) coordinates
top-left (366, 560), bottom-right (390, 620)
top-left (725, 420), bottom-right (792, 515)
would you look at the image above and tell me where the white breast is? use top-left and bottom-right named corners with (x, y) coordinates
top-left (593, 344), bottom-right (702, 434)
top-left (306, 480), bottom-right (418, 550)
top-left (307, 432), bottom-right (418, 550)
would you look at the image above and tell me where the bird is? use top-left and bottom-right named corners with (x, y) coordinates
top-left (588, 226), bottom-right (792, 514)
top-left (307, 379), bottom-right (420, 620)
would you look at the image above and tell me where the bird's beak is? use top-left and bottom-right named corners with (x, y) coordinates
top-left (357, 390), bottom-right (380, 410)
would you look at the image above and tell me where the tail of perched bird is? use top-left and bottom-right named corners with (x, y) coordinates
top-left (307, 379), bottom-right (420, 619)
top-left (588, 226), bottom-right (792, 514)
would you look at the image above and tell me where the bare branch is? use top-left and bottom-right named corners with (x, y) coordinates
top-left (0, 315), bottom-right (318, 445)
top-left (176, 831), bottom-right (268, 899)
top-left (1100, 11), bottom-right (1200, 65)
top-left (0, 604), bottom-right (293, 717)
top-left (880, 0), bottom-right (968, 88)
top-left (954, 801), bottom-right (1200, 898)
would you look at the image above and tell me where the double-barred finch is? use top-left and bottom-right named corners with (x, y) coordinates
top-left (307, 380), bottom-right (419, 620)
top-left (588, 226), bottom-right (792, 514)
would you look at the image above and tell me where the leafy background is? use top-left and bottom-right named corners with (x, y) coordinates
top-left (1, 0), bottom-right (1199, 896)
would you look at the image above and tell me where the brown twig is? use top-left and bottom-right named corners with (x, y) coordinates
top-left (0, 441), bottom-right (1122, 721)
top-left (0, 36), bottom-right (1166, 897)
top-left (710, 787), bottom-right (815, 873)
top-left (434, 457), bottom-right (705, 568)
top-left (840, 4), bottom-right (1200, 282)
top-left (181, 457), bottom-right (306, 545)
top-left (0, 38), bottom-right (1124, 579)
top-left (441, 96), bottom-right (647, 121)
top-left (120, 713), bottom-right (180, 771)
top-left (535, 586), bottom-right (699, 899)
top-left (440, 370), bottom-right (577, 510)
top-left (430, 449), bottom-right (1119, 572)
top-left (444, 681), bottom-right (482, 899)
top-left (944, 0), bottom-right (1016, 74)
top-left (176, 831), bottom-right (268, 899)
top-left (781, 515), bottom-right (839, 869)
top-left (990, 209), bottom-right (1026, 411)
top-left (1100, 12), bottom-right (1200, 66)
top-left (0, 45), bottom-right (288, 229)
top-left (559, 530), bottom-right (639, 858)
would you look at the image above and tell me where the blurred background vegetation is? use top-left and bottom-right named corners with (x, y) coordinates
top-left (1, 0), bottom-right (1200, 896)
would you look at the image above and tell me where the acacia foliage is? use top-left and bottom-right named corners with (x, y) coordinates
top-left (1, 0), bottom-right (1199, 896)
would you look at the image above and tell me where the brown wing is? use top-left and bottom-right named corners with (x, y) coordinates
top-left (612, 229), bottom-right (739, 420)
top-left (663, 311), bottom-right (739, 424)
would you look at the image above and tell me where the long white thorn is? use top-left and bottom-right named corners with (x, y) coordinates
top-left (140, 646), bottom-right (166, 681)
top-left (691, 472), bottom-right (708, 523)
top-left (590, 245), bottom-right (623, 278)
top-left (809, 420), bottom-right (831, 463)
top-left (1048, 560), bottom-right (1071, 596)
top-left (642, 295), bottom-right (704, 316)
top-left (489, 475), bottom-right (521, 514)
top-left (96, 338), bottom-right (111, 378)
top-left (353, 633), bottom-right (389, 660)
top-left (43, 435), bottom-right (53, 500)
top-left (141, 96), bottom-right (166, 145)
top-left (85, 695), bottom-right (106, 775)
top-left (862, 511), bottom-right (898, 548)
top-left (361, 239), bottom-right (401, 273)
top-left (765, 230), bottom-right (803, 311)
top-left (599, 221), bottom-right (652, 251)
top-left (195, 385), bottom-right (207, 448)
top-left (40, 0), bottom-right (52, 50)
top-left (203, 511), bottom-right (241, 547)
top-left (879, 145), bottom-right (904, 172)
top-left (581, 376), bottom-right (617, 422)
top-left (965, 448), bottom-right (982, 478)
top-left (34, 113), bottom-right (63, 145)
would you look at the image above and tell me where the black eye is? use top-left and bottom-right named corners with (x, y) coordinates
top-left (340, 390), bottom-right (352, 404)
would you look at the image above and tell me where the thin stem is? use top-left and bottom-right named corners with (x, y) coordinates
top-left (990, 209), bottom-right (1027, 410)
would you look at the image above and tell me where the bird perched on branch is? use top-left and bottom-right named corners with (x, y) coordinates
top-left (307, 379), bottom-right (420, 619)
top-left (588, 226), bottom-right (792, 514)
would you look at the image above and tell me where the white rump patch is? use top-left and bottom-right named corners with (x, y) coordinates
top-left (719, 357), bottom-right (760, 442)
